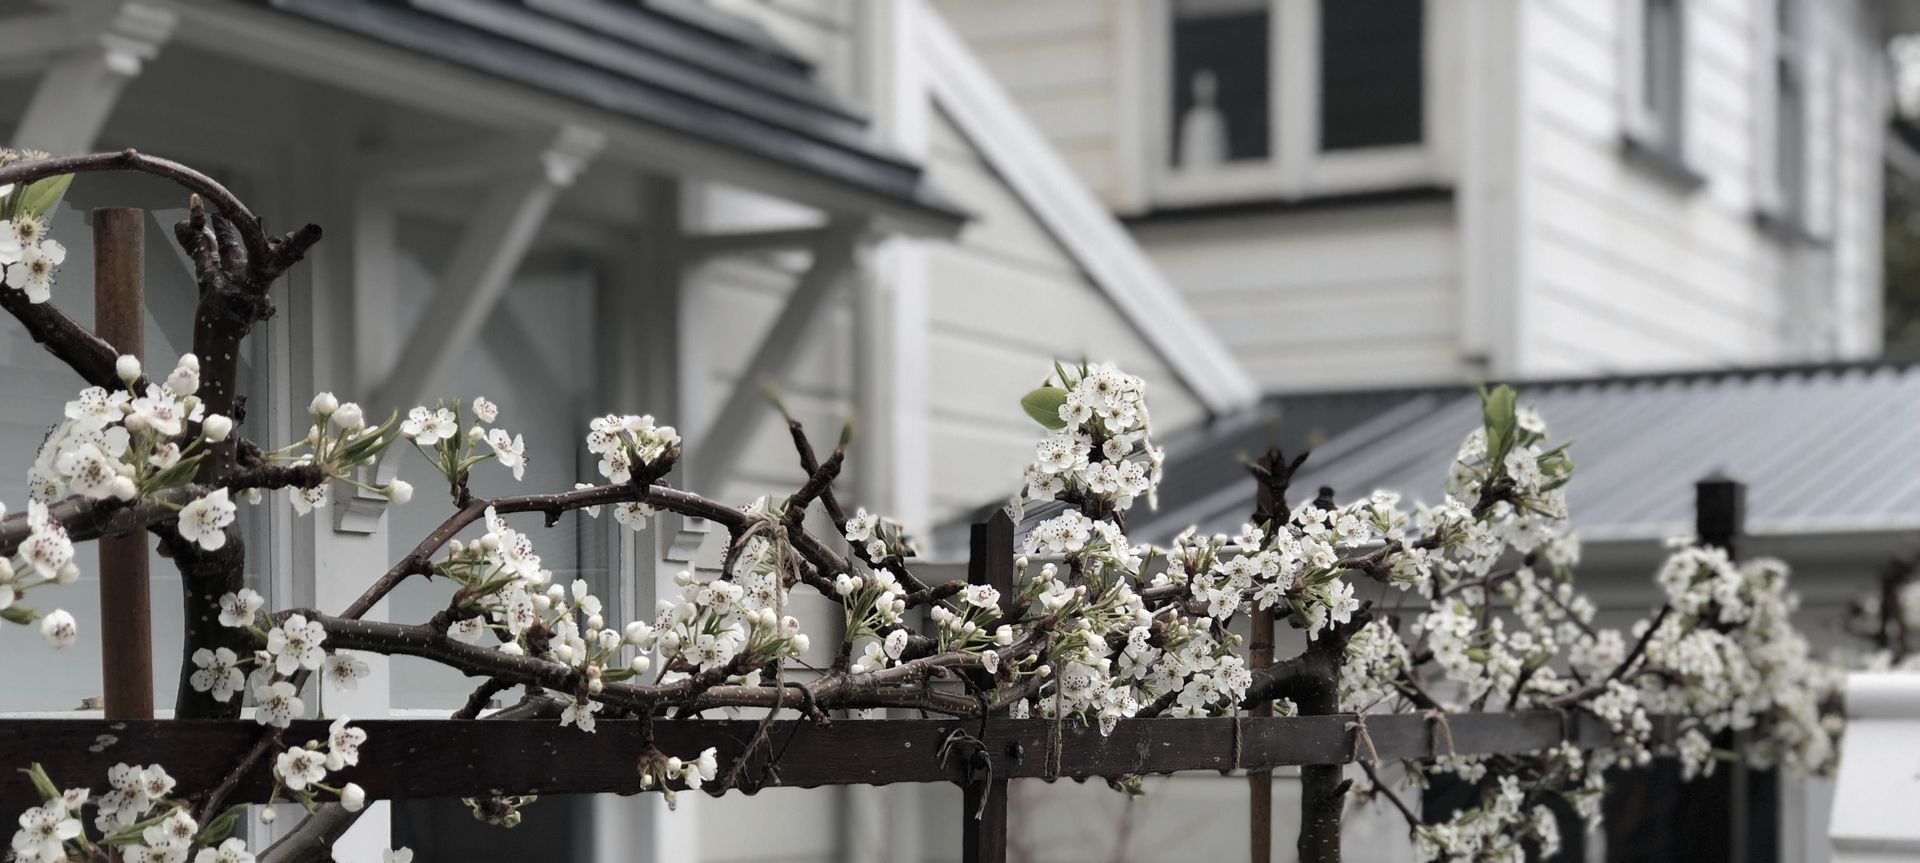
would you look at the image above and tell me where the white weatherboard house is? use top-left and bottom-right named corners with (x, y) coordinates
top-left (0, 0), bottom-right (1914, 862)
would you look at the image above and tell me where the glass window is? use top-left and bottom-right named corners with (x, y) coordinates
top-left (1318, 0), bottom-right (1424, 151)
top-left (1774, 0), bottom-right (1805, 217)
top-left (1643, 0), bottom-right (1686, 150)
top-left (1170, 0), bottom-right (1271, 168)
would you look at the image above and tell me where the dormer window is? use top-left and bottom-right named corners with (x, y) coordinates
top-left (1170, 0), bottom-right (1270, 168)
top-left (1151, 0), bottom-right (1434, 207)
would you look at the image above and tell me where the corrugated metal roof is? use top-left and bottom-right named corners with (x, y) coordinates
top-left (1125, 361), bottom-right (1920, 546)
top-left (258, 0), bottom-right (966, 228)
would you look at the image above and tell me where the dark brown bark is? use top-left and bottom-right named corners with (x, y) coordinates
top-left (164, 529), bottom-right (249, 719)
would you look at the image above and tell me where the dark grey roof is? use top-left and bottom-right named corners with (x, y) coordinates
top-left (1128, 361), bottom-right (1920, 545)
top-left (262, 0), bottom-right (965, 227)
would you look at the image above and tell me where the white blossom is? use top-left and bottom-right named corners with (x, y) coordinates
top-left (177, 489), bottom-right (237, 551)
top-left (190, 647), bottom-right (245, 702)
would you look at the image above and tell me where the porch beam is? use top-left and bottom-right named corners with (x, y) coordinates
top-left (373, 125), bottom-right (605, 412)
top-left (11, 2), bottom-right (175, 154)
top-left (356, 138), bottom-right (552, 188)
top-left (681, 225), bottom-right (831, 262)
top-left (690, 218), bottom-right (863, 492)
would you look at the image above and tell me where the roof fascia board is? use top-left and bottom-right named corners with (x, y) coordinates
top-left (172, 0), bottom-right (964, 237)
top-left (915, 7), bottom-right (1259, 415)
top-left (412, 0), bottom-right (880, 156)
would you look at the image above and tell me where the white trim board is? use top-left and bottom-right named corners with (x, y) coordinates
top-left (916, 6), bottom-right (1260, 417)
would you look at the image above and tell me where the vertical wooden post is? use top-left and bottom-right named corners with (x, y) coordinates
top-left (1695, 473), bottom-right (1744, 559)
top-left (93, 208), bottom-right (153, 720)
top-left (962, 510), bottom-right (1015, 863)
top-left (1695, 473), bottom-right (1776, 863)
top-left (1246, 452), bottom-right (1290, 863)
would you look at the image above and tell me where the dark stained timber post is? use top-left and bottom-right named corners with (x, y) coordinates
top-left (1246, 449), bottom-right (1298, 863)
top-left (1695, 472), bottom-right (1744, 559)
top-left (1694, 473), bottom-right (1774, 863)
top-left (93, 208), bottom-right (154, 721)
top-left (962, 510), bottom-right (1016, 863)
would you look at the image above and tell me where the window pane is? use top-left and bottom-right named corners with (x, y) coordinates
top-left (1319, 0), bottom-right (1424, 151)
top-left (1170, 0), bottom-right (1271, 168)
top-left (1644, 0), bottom-right (1684, 145)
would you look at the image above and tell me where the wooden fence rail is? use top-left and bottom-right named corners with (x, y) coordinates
top-left (0, 710), bottom-right (1638, 813)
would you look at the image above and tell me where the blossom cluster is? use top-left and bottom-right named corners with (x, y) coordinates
top-left (32, 355), bottom-right (226, 509)
top-left (1017, 362), bottom-right (1163, 515)
top-left (844, 507), bottom-right (915, 564)
top-left (269, 718), bottom-right (371, 812)
top-left (402, 396), bottom-right (524, 493)
top-left (8, 756), bottom-right (363, 863)
top-left (0, 150), bottom-right (69, 305)
top-left (3, 501), bottom-right (78, 647)
top-left (637, 746), bottom-right (719, 809)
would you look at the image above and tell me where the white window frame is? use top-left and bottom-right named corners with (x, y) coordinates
top-left (1758, 0), bottom-right (1812, 230)
top-left (1619, 0), bottom-right (1689, 158)
top-left (1141, 0), bottom-right (1439, 207)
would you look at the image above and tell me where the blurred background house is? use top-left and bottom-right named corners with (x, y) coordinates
top-left (1, 0), bottom-right (1918, 861)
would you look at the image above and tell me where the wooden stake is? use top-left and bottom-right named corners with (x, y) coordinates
top-left (93, 207), bottom-right (153, 720)
top-left (962, 510), bottom-right (1015, 863)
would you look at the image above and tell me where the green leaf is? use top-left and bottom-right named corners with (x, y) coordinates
top-left (1019, 386), bottom-right (1070, 430)
top-left (19, 763), bottom-right (59, 803)
top-left (1480, 384), bottom-right (1519, 465)
top-left (1, 605), bottom-right (37, 625)
top-left (197, 804), bottom-right (248, 847)
top-left (14, 175), bottom-right (72, 221)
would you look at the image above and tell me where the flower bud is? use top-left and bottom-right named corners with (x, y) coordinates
top-left (629, 654), bottom-right (652, 675)
top-left (55, 563), bottom-right (79, 586)
top-left (202, 414), bottom-right (233, 442)
top-left (587, 677), bottom-right (604, 695)
top-left (625, 622), bottom-right (653, 645)
top-left (308, 392), bottom-right (338, 418)
top-left (587, 614), bottom-right (605, 631)
top-left (116, 355), bottom-right (141, 384)
top-left (39, 609), bottom-right (76, 648)
top-left (790, 634), bottom-right (810, 654)
top-left (259, 807), bottom-right (277, 824)
top-left (340, 783), bottom-right (367, 812)
top-left (108, 476), bottom-right (137, 501)
top-left (334, 403), bottom-right (365, 432)
top-left (167, 367), bottom-right (199, 396)
top-left (385, 479), bottom-right (414, 505)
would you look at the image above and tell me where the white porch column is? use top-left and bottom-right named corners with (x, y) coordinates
top-left (845, 3), bottom-right (935, 862)
top-left (592, 176), bottom-right (703, 863)
top-left (262, 110), bottom-right (395, 859)
top-left (11, 2), bottom-right (175, 154)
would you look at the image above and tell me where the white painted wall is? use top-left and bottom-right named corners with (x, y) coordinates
top-left (1132, 201), bottom-right (1465, 392)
